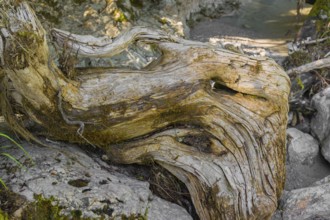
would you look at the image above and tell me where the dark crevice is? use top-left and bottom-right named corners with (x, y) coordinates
top-left (213, 82), bottom-right (238, 95)
top-left (149, 165), bottom-right (200, 220)
top-left (209, 80), bottom-right (269, 103)
top-left (109, 123), bottom-right (204, 146)
top-left (93, 159), bottom-right (199, 219)
top-left (181, 134), bottom-right (212, 153)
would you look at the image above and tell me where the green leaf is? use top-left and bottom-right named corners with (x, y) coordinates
top-left (296, 77), bottom-right (305, 90)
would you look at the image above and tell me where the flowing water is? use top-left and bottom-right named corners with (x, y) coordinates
top-left (190, 0), bottom-right (313, 55)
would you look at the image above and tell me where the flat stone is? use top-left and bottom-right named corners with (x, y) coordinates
top-left (0, 136), bottom-right (192, 219)
top-left (280, 182), bottom-right (330, 220)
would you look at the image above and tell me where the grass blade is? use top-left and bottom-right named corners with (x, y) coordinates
top-left (0, 178), bottom-right (8, 190)
top-left (0, 145), bottom-right (12, 149)
top-left (1, 152), bottom-right (24, 169)
top-left (0, 132), bottom-right (33, 161)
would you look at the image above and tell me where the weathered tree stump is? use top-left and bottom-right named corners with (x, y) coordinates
top-left (0, 1), bottom-right (290, 219)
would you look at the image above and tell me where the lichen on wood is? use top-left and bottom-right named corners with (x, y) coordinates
top-left (0, 1), bottom-right (290, 219)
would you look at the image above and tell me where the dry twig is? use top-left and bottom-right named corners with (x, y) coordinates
top-left (287, 57), bottom-right (330, 75)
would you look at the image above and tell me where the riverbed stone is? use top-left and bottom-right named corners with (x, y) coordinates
top-left (311, 87), bottom-right (330, 142)
top-left (0, 136), bottom-right (192, 219)
top-left (321, 135), bottom-right (330, 163)
top-left (287, 128), bottom-right (319, 165)
top-left (310, 87), bottom-right (330, 163)
top-left (284, 128), bottom-right (330, 191)
top-left (280, 182), bottom-right (330, 220)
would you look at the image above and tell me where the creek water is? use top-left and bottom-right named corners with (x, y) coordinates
top-left (190, 0), bottom-right (312, 55)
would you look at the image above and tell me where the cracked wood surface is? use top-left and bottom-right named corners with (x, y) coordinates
top-left (0, 1), bottom-right (290, 219)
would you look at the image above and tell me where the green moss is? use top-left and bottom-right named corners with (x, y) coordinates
top-left (30, 0), bottom-right (62, 24)
top-left (120, 203), bottom-right (148, 219)
top-left (159, 17), bottom-right (168, 25)
top-left (116, 0), bottom-right (137, 21)
top-left (285, 51), bottom-right (312, 68)
top-left (19, 194), bottom-right (98, 219)
top-left (43, 0), bottom-right (59, 8)
top-left (309, 0), bottom-right (330, 17)
top-left (22, 194), bottom-right (64, 220)
top-left (113, 9), bottom-right (128, 22)
top-left (0, 187), bottom-right (26, 217)
top-left (5, 29), bottom-right (44, 69)
top-left (92, 205), bottom-right (114, 218)
top-left (309, 0), bottom-right (330, 35)
top-left (38, 11), bottom-right (60, 24)
top-left (0, 209), bottom-right (9, 220)
top-left (121, 211), bottom-right (148, 220)
top-left (71, 209), bottom-right (83, 219)
top-left (224, 44), bottom-right (241, 54)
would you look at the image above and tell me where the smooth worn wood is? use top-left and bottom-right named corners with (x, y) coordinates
top-left (287, 57), bottom-right (330, 75)
top-left (0, 1), bottom-right (290, 219)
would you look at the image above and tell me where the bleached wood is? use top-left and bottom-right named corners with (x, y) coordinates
top-left (287, 57), bottom-right (330, 75)
top-left (298, 36), bottom-right (330, 45)
top-left (0, 1), bottom-right (290, 219)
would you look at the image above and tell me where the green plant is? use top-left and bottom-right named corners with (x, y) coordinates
top-left (0, 132), bottom-right (32, 189)
top-left (22, 194), bottom-right (64, 220)
top-left (0, 208), bottom-right (9, 220)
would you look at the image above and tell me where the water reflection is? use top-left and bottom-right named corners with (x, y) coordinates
top-left (190, 0), bottom-right (312, 56)
top-left (191, 0), bottom-right (312, 40)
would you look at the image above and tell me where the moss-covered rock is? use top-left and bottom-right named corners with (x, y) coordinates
top-left (0, 189), bottom-right (26, 218)
top-left (21, 194), bottom-right (64, 220)
top-left (0, 209), bottom-right (9, 220)
top-left (309, 0), bottom-right (330, 17)
top-left (309, 0), bottom-right (330, 35)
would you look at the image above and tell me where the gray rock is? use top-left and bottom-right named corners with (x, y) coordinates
top-left (311, 87), bottom-right (330, 163)
top-left (321, 135), bottom-right (330, 163)
top-left (294, 117), bottom-right (311, 134)
top-left (148, 197), bottom-right (192, 220)
top-left (284, 128), bottom-right (330, 191)
top-left (0, 137), bottom-right (192, 219)
top-left (280, 182), bottom-right (330, 220)
top-left (312, 174), bottom-right (330, 186)
top-left (284, 150), bottom-right (330, 191)
top-left (287, 128), bottom-right (319, 165)
top-left (311, 87), bottom-right (330, 142)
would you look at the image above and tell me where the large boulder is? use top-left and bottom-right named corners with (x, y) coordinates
top-left (0, 135), bottom-right (192, 219)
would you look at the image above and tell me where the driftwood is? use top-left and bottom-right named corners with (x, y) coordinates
top-left (287, 57), bottom-right (330, 75)
top-left (298, 36), bottom-right (330, 46)
top-left (0, 1), bottom-right (290, 219)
